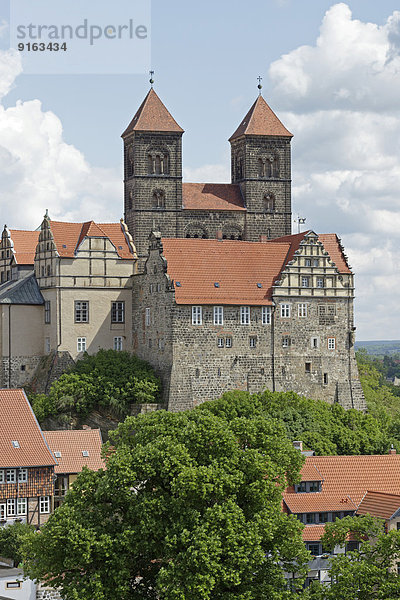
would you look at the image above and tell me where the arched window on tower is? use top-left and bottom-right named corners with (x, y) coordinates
top-left (155, 155), bottom-right (162, 174)
top-left (264, 194), bottom-right (275, 213)
top-left (127, 146), bottom-right (134, 177)
top-left (152, 189), bottom-right (165, 210)
top-left (148, 154), bottom-right (154, 174)
top-left (267, 228), bottom-right (271, 239)
top-left (185, 225), bottom-right (208, 239)
top-left (258, 158), bottom-right (265, 178)
top-left (236, 152), bottom-right (244, 180)
top-left (272, 155), bottom-right (279, 177)
top-left (128, 190), bottom-right (133, 210)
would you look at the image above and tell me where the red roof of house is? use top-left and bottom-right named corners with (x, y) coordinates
top-left (284, 454), bottom-right (400, 515)
top-left (302, 525), bottom-right (327, 542)
top-left (122, 88), bottom-right (184, 137)
top-left (49, 221), bottom-right (135, 260)
top-left (357, 491), bottom-right (400, 520)
top-left (44, 429), bottom-right (105, 474)
top-left (9, 230), bottom-right (40, 265)
top-left (161, 238), bottom-right (291, 305)
top-left (0, 389), bottom-right (56, 468)
top-left (229, 95), bottom-right (293, 140)
top-left (182, 183), bottom-right (245, 211)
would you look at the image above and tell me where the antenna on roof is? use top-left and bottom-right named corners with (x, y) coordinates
top-left (149, 70), bottom-right (154, 88)
top-left (257, 75), bottom-right (262, 96)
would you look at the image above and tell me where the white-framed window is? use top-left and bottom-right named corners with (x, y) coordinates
top-left (305, 258), bottom-right (311, 267)
top-left (192, 306), bottom-right (202, 325)
top-left (18, 468), bottom-right (28, 482)
top-left (225, 337), bottom-right (232, 348)
top-left (213, 306), bottom-right (224, 325)
top-left (280, 304), bottom-right (291, 318)
top-left (111, 301), bottom-right (125, 323)
top-left (75, 300), bottom-right (89, 323)
top-left (113, 336), bottom-right (123, 351)
top-left (45, 337), bottom-right (51, 354)
top-left (17, 497), bottom-right (27, 515)
top-left (40, 496), bottom-right (50, 514)
top-left (298, 303), bottom-right (307, 318)
top-left (6, 499), bottom-right (16, 517)
top-left (249, 336), bottom-right (257, 348)
top-left (217, 337), bottom-right (224, 348)
top-left (77, 337), bottom-right (86, 353)
top-left (317, 277), bottom-right (324, 288)
top-left (262, 306), bottom-right (271, 324)
top-left (145, 307), bottom-right (151, 326)
top-left (6, 469), bottom-right (16, 483)
top-left (44, 300), bottom-right (51, 324)
top-left (0, 470), bottom-right (4, 484)
top-left (282, 337), bottom-right (291, 348)
top-left (313, 259), bottom-right (320, 267)
top-left (311, 337), bottom-right (319, 349)
top-left (328, 338), bottom-right (336, 350)
top-left (240, 306), bottom-right (250, 325)
top-left (301, 276), bottom-right (309, 288)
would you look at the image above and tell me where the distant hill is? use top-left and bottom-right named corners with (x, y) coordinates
top-left (355, 340), bottom-right (400, 356)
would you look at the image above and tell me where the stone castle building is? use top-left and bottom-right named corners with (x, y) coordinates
top-left (0, 86), bottom-right (365, 410)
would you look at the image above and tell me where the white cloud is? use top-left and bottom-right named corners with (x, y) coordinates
top-left (0, 50), bottom-right (121, 229)
top-left (269, 3), bottom-right (400, 340)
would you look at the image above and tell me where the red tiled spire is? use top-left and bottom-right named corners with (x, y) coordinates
top-left (121, 88), bottom-right (184, 137)
top-left (229, 95), bottom-right (293, 140)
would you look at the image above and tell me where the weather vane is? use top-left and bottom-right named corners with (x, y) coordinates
top-left (149, 70), bottom-right (154, 88)
top-left (257, 75), bottom-right (262, 96)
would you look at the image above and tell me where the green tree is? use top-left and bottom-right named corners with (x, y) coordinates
top-left (306, 515), bottom-right (400, 600)
top-left (23, 404), bottom-right (309, 600)
top-left (0, 521), bottom-right (35, 566)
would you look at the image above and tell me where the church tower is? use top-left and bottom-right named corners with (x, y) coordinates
top-left (229, 94), bottom-right (293, 240)
top-left (122, 87), bottom-right (184, 260)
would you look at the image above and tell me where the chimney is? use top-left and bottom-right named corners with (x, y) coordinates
top-left (260, 234), bottom-right (268, 243)
top-left (293, 441), bottom-right (303, 452)
top-left (216, 230), bottom-right (223, 240)
top-left (389, 444), bottom-right (396, 455)
top-left (82, 424), bottom-right (91, 430)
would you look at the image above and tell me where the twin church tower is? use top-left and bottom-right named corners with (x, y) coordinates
top-left (121, 87), bottom-right (293, 260)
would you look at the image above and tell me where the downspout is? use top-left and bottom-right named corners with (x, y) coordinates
top-left (271, 304), bottom-right (276, 392)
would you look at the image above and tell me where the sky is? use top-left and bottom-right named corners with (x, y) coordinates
top-left (0, 0), bottom-right (399, 341)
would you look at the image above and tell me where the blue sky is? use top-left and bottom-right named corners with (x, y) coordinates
top-left (0, 0), bottom-right (399, 340)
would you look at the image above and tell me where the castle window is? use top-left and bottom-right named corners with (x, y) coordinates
top-left (45, 337), bottom-right (51, 354)
top-left (305, 362), bottom-right (311, 373)
top-left (114, 336), bottom-right (123, 351)
top-left (148, 154), bottom-right (154, 174)
top-left (192, 306), bottom-right (202, 325)
top-left (264, 194), bottom-right (275, 213)
top-left (236, 152), bottom-right (243, 179)
top-left (249, 336), bottom-right (257, 348)
top-left (316, 277), bottom-right (324, 288)
top-left (262, 306), bottom-right (271, 324)
top-left (111, 301), bottom-right (125, 323)
top-left (77, 337), bottom-right (86, 352)
top-left (127, 146), bottom-right (134, 176)
top-left (240, 306), bottom-right (250, 325)
top-left (328, 337), bottom-right (336, 350)
top-left (323, 373), bottom-right (328, 385)
top-left (6, 270), bottom-right (10, 281)
top-left (155, 155), bottom-right (161, 174)
top-left (311, 337), bottom-right (319, 349)
top-left (305, 258), bottom-right (311, 267)
top-left (213, 306), bottom-right (224, 325)
top-left (313, 259), bottom-right (320, 267)
top-left (301, 276), bottom-right (309, 288)
top-left (75, 301), bottom-right (89, 323)
top-left (217, 338), bottom-right (224, 348)
top-left (195, 368), bottom-right (200, 378)
top-left (258, 158), bottom-right (265, 177)
top-left (145, 308), bottom-right (151, 326)
top-left (267, 229), bottom-right (271, 239)
top-left (217, 368), bottom-right (221, 377)
top-left (44, 300), bottom-right (51, 324)
top-left (128, 191), bottom-right (133, 210)
top-left (47, 264), bottom-right (51, 276)
top-left (152, 189), bottom-right (165, 210)
top-left (225, 337), bottom-right (232, 348)
top-left (298, 303), bottom-right (307, 318)
top-left (282, 337), bottom-right (291, 347)
top-left (280, 304), bottom-right (291, 318)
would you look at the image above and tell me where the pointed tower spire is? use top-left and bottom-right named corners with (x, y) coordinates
top-left (121, 89), bottom-right (183, 138)
top-left (229, 95), bottom-right (292, 141)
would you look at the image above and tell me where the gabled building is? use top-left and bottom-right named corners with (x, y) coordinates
top-left (132, 230), bottom-right (364, 411)
top-left (0, 389), bottom-right (56, 527)
top-left (44, 428), bottom-right (104, 508)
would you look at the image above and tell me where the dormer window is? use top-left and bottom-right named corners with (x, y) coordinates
top-left (295, 480), bottom-right (321, 493)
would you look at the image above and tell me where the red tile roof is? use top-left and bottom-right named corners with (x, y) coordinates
top-left (9, 230), bottom-right (40, 265)
top-left (229, 95), bottom-right (293, 140)
top-left (319, 234), bottom-right (352, 274)
top-left (0, 389), bottom-right (56, 468)
top-left (49, 221), bottom-right (135, 260)
top-left (300, 464), bottom-right (324, 482)
top-left (357, 491), bottom-right (400, 520)
top-left (122, 88), bottom-right (184, 137)
top-left (44, 429), bottom-right (105, 474)
top-left (284, 454), bottom-right (400, 514)
top-left (182, 183), bottom-right (245, 211)
top-left (302, 525), bottom-right (326, 542)
top-left (161, 238), bottom-right (291, 305)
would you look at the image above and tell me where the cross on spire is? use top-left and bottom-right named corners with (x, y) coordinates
top-left (257, 75), bottom-right (262, 95)
top-left (149, 70), bottom-right (154, 88)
